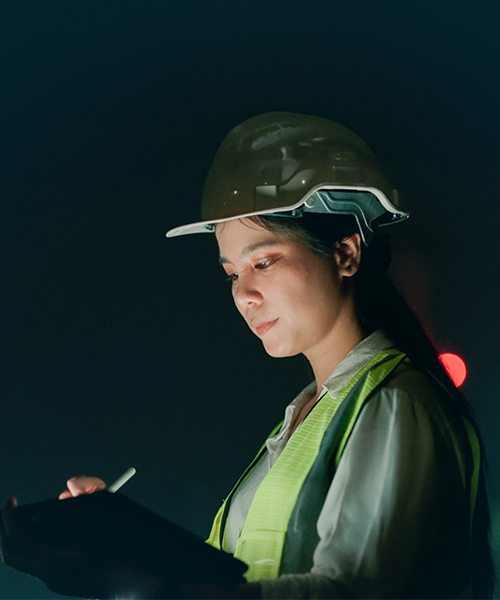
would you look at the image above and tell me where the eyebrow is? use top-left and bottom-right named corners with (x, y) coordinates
top-left (219, 240), bottom-right (283, 265)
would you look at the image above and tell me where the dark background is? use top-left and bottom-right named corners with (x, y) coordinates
top-left (1, 1), bottom-right (499, 597)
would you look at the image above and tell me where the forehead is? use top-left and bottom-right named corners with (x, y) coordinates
top-left (216, 219), bottom-right (289, 263)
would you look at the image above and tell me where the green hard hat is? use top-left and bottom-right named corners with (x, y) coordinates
top-left (166, 112), bottom-right (408, 244)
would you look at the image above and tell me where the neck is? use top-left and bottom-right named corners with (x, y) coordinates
top-left (305, 310), bottom-right (366, 391)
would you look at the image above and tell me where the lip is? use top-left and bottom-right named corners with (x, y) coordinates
top-left (253, 318), bottom-right (278, 336)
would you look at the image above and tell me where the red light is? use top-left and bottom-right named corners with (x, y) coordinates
top-left (439, 353), bottom-right (467, 388)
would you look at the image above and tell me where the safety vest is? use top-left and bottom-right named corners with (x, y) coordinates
top-left (206, 348), bottom-right (480, 590)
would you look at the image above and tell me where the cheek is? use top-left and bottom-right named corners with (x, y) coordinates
top-left (275, 286), bottom-right (325, 333)
top-left (285, 276), bottom-right (341, 332)
top-left (282, 270), bottom-right (337, 315)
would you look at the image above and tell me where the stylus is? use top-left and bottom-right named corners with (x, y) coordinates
top-left (107, 467), bottom-right (137, 493)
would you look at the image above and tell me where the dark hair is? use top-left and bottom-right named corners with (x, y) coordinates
top-left (247, 212), bottom-right (495, 598)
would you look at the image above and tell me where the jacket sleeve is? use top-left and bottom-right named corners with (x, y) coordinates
top-left (261, 370), bottom-right (469, 599)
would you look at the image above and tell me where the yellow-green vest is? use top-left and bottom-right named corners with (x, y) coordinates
top-left (207, 348), bottom-right (479, 591)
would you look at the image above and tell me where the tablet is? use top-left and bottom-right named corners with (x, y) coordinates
top-left (8, 490), bottom-right (247, 595)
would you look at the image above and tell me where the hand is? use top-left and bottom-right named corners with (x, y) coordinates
top-left (58, 475), bottom-right (107, 499)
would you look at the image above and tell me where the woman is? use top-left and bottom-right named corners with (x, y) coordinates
top-left (2, 112), bottom-right (494, 598)
top-left (166, 112), bottom-right (494, 599)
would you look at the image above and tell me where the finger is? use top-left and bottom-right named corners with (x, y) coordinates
top-left (58, 490), bottom-right (73, 500)
top-left (66, 476), bottom-right (107, 498)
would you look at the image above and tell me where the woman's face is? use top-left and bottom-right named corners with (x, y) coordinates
top-left (216, 218), bottom-right (353, 361)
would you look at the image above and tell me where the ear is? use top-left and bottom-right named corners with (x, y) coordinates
top-left (333, 233), bottom-right (362, 278)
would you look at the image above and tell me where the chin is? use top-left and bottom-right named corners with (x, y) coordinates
top-left (262, 341), bottom-right (299, 359)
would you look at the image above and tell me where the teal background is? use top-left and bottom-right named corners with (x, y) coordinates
top-left (1, 1), bottom-right (499, 596)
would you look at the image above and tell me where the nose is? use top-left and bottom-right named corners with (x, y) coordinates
top-left (233, 273), bottom-right (263, 311)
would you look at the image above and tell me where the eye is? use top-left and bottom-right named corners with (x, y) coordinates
top-left (225, 272), bottom-right (239, 284)
top-left (255, 260), bottom-right (270, 269)
top-left (255, 257), bottom-right (278, 270)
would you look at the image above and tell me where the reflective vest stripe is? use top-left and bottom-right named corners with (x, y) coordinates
top-left (206, 420), bottom-right (283, 551)
top-left (207, 348), bottom-right (407, 580)
top-left (425, 372), bottom-right (481, 540)
top-left (234, 348), bottom-right (407, 581)
top-left (462, 418), bottom-right (480, 538)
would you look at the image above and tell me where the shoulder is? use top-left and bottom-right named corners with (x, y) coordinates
top-left (382, 361), bottom-right (449, 410)
top-left (357, 361), bottom-right (469, 476)
top-left (379, 361), bottom-right (459, 428)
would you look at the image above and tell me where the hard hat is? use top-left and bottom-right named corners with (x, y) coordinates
top-left (166, 112), bottom-right (409, 244)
